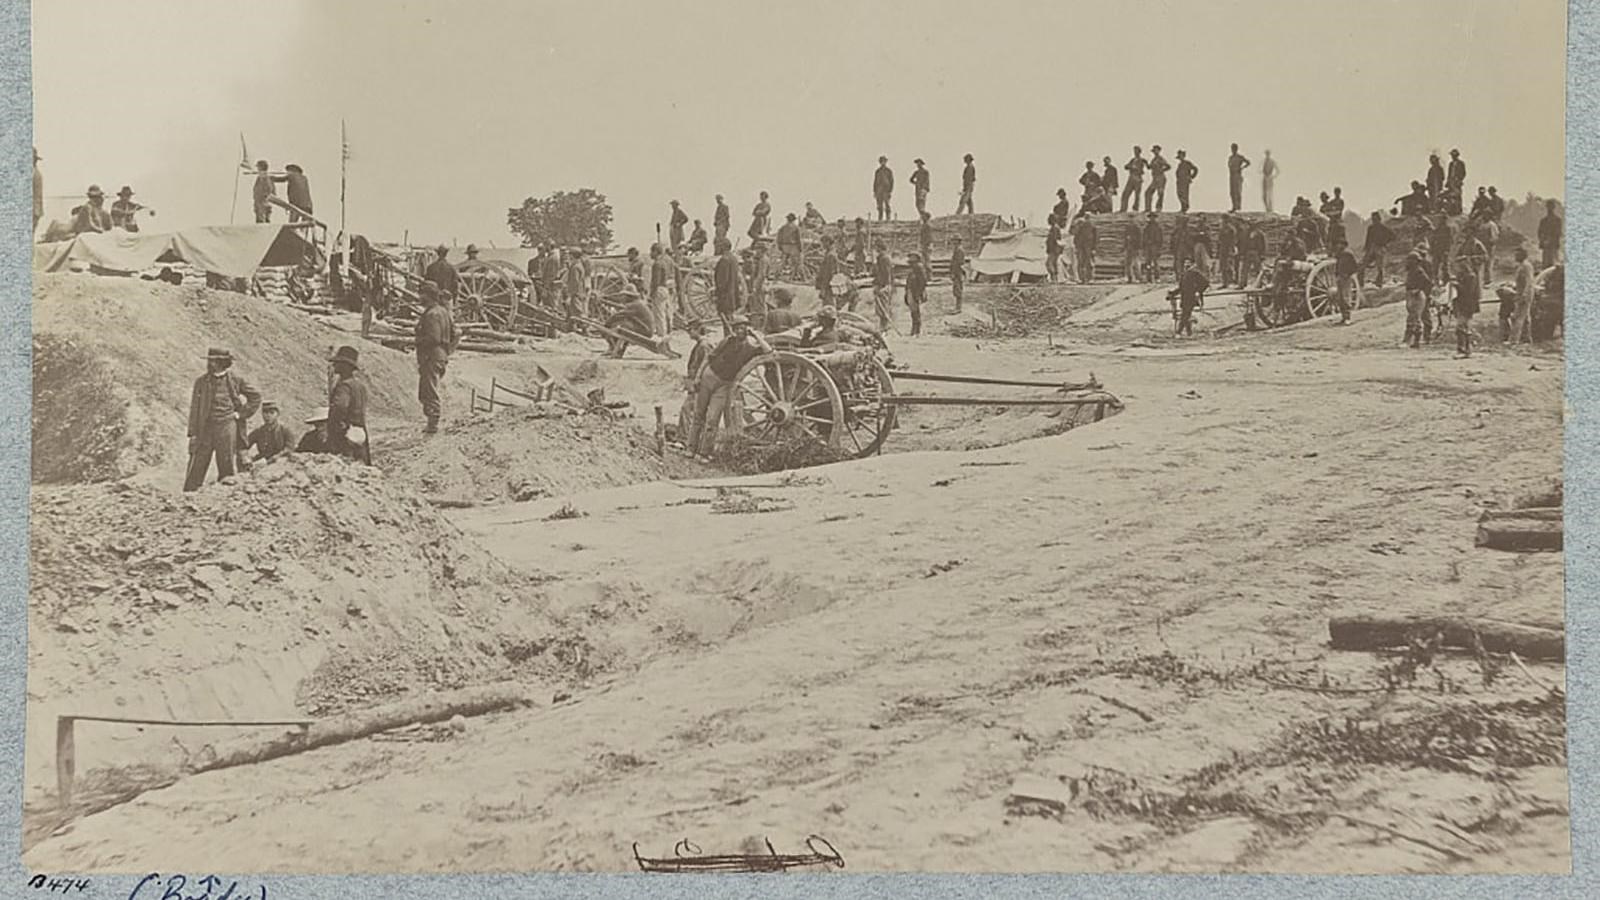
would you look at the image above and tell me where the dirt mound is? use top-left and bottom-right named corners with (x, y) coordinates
top-left (31, 273), bottom-right (452, 486)
top-left (377, 404), bottom-right (716, 503)
top-left (25, 453), bottom-right (586, 797)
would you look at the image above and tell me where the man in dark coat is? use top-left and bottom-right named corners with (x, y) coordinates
top-left (872, 240), bottom-right (895, 331)
top-left (1174, 150), bottom-right (1198, 213)
top-left (686, 220), bottom-right (708, 254)
top-left (1077, 162), bottom-right (1100, 202)
top-left (284, 164), bottom-right (312, 221)
top-left (714, 237), bottom-right (744, 334)
top-left (1142, 212), bottom-right (1164, 283)
top-left (415, 282), bottom-right (459, 433)
top-left (909, 158), bottom-right (930, 216)
top-left (957, 154), bottom-right (976, 214)
top-left (1045, 215), bottom-right (1064, 283)
top-left (1446, 149), bottom-right (1467, 191)
top-left (184, 347), bottom-right (261, 491)
top-left (249, 160), bottom-right (283, 223)
top-left (425, 245), bottom-right (458, 301)
top-left (1227, 143), bottom-right (1250, 212)
top-left (748, 192), bottom-right (772, 239)
top-left (813, 235), bottom-right (840, 306)
top-left (1538, 199), bottom-right (1563, 268)
top-left (1101, 156), bottom-right (1119, 201)
top-left (905, 252), bottom-right (928, 336)
top-left (1073, 214), bottom-right (1098, 284)
top-left (713, 194), bottom-right (731, 242)
top-left (1053, 188), bottom-right (1073, 225)
top-left (669, 200), bottom-right (688, 250)
top-left (1426, 153), bottom-right (1446, 205)
top-left (327, 345), bottom-right (370, 462)
top-left (873, 156), bottom-right (894, 221)
top-left (1361, 213), bottom-right (1394, 287)
top-left (244, 400), bottom-right (296, 463)
top-left (949, 236), bottom-right (967, 313)
top-left (1172, 259), bottom-right (1208, 337)
top-left (1121, 146), bottom-right (1146, 212)
top-left (1144, 145), bottom-right (1171, 213)
top-left (687, 313), bottom-right (773, 459)
top-left (1452, 258), bottom-right (1481, 358)
top-left (1333, 240), bottom-right (1358, 325)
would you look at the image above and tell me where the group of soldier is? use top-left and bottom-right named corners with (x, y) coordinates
top-left (182, 343), bottom-right (370, 492)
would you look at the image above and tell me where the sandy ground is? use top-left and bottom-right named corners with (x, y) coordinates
top-left (23, 282), bottom-right (1567, 874)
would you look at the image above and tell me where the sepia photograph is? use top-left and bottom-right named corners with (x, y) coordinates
top-left (18, 0), bottom-right (1570, 879)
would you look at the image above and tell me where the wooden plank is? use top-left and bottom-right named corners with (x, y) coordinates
top-left (1328, 615), bottom-right (1564, 661)
top-left (882, 395), bottom-right (1114, 407)
top-left (1476, 519), bottom-right (1563, 552)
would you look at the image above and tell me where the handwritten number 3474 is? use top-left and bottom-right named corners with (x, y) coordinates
top-left (129, 874), bottom-right (266, 900)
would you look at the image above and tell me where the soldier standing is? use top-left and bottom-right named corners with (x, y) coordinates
top-left (1141, 212), bottom-right (1164, 283)
top-left (1173, 259), bottom-right (1208, 337)
top-left (1428, 214), bottom-right (1455, 285)
top-left (1332, 240), bottom-right (1357, 325)
top-left (748, 191), bottom-right (772, 239)
top-left (1073, 214), bottom-right (1098, 284)
top-left (1426, 153), bottom-right (1446, 207)
top-left (1045, 215), bottom-right (1064, 283)
top-left (425, 244), bottom-right (458, 303)
top-left (1053, 188), bottom-right (1073, 225)
top-left (1121, 146), bottom-right (1147, 212)
top-left (1100, 156), bottom-right (1120, 202)
top-left (1260, 150), bottom-right (1279, 213)
top-left (415, 282), bottom-right (459, 434)
top-left (910, 159), bottom-right (931, 216)
top-left (184, 348), bottom-right (261, 492)
top-left (1403, 251), bottom-right (1434, 348)
top-left (1174, 150), bottom-right (1198, 213)
top-left (649, 243), bottom-right (674, 335)
top-left (1360, 213), bottom-right (1394, 287)
top-left (1217, 217), bottom-right (1237, 287)
top-left (1124, 218), bottom-right (1144, 283)
top-left (852, 218), bottom-right (869, 275)
top-left (1078, 162), bottom-right (1100, 203)
top-left (873, 156), bottom-right (894, 221)
top-left (713, 194), bottom-right (731, 242)
top-left (949, 236), bottom-right (967, 313)
top-left (905, 252), bottom-right (928, 336)
top-left (872, 239), bottom-right (894, 331)
top-left (1452, 258), bottom-right (1480, 358)
top-left (918, 211), bottom-right (933, 264)
top-left (747, 240), bottom-right (771, 331)
top-left (1144, 145), bottom-right (1171, 213)
top-left (1242, 221), bottom-right (1267, 285)
top-left (814, 234), bottom-right (840, 307)
top-left (957, 154), bottom-right (976, 214)
top-left (1538, 199), bottom-right (1562, 268)
top-left (1227, 143), bottom-right (1250, 212)
top-left (1446, 149), bottom-right (1467, 193)
top-left (669, 200), bottom-right (688, 250)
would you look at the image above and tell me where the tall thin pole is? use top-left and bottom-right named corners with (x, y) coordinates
top-left (231, 132), bottom-right (247, 225)
top-left (340, 120), bottom-right (349, 238)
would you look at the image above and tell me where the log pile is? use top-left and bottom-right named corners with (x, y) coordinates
top-left (1082, 212), bottom-right (1296, 274)
top-left (806, 214), bottom-right (1006, 269)
top-left (1477, 507), bottom-right (1563, 552)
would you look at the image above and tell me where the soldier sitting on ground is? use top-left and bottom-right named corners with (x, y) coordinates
top-left (244, 400), bottom-right (297, 463)
top-left (297, 409), bottom-right (334, 454)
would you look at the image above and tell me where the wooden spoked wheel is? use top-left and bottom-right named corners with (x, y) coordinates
top-left (1248, 268), bottom-right (1292, 329)
top-left (591, 266), bottom-right (635, 314)
top-left (729, 351), bottom-right (845, 451)
top-left (1304, 258), bottom-right (1341, 320)
top-left (680, 266), bottom-right (718, 324)
top-left (455, 261), bottom-right (523, 330)
top-left (835, 354), bottom-right (896, 457)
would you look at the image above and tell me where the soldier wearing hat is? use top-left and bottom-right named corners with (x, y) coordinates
top-left (1121, 146), bottom-right (1147, 213)
top-left (328, 345), bottom-right (370, 462)
top-left (648, 242), bottom-right (675, 335)
top-left (1403, 249), bottom-right (1435, 348)
top-left (873, 155), bottom-right (895, 221)
top-left (669, 200), bottom-right (689, 251)
top-left (801, 305), bottom-right (842, 348)
top-left (950, 235), bottom-right (968, 312)
top-left (297, 408), bottom-right (334, 454)
top-left (1174, 150), bottom-right (1198, 214)
top-left (957, 154), bottom-right (976, 215)
top-left (746, 239), bottom-right (771, 331)
top-left (247, 159), bottom-right (284, 223)
top-left (905, 251), bottom-right (928, 336)
top-left (764, 287), bottom-right (802, 334)
top-left (776, 213), bottom-right (803, 278)
top-left (70, 185), bottom-right (112, 235)
top-left (910, 159), bottom-right (930, 216)
top-left (245, 400), bottom-right (296, 463)
top-left (714, 237), bottom-right (746, 334)
top-left (1144, 145), bottom-right (1171, 213)
top-left (425, 245), bottom-right (458, 302)
top-left (687, 311), bottom-right (773, 460)
top-left (184, 347), bottom-right (262, 491)
top-left (871, 238), bottom-right (895, 332)
top-left (1141, 211), bottom-right (1164, 283)
top-left (415, 282), bottom-right (459, 434)
top-left (464, 243), bottom-right (480, 261)
top-left (110, 186), bottom-right (151, 232)
top-left (713, 194), bottom-right (731, 243)
top-left (748, 191), bottom-right (772, 241)
top-left (283, 164), bottom-right (312, 222)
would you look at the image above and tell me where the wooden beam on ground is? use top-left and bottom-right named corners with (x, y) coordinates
top-left (1476, 518), bottom-right (1563, 552)
top-left (1328, 615), bottom-right (1564, 661)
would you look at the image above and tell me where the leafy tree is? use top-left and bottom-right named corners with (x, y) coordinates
top-left (507, 188), bottom-right (614, 254)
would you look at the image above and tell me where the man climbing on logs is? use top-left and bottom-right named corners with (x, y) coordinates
top-left (327, 346), bottom-right (370, 463)
top-left (872, 239), bottom-right (894, 332)
top-left (1227, 143), bottom-right (1250, 212)
top-left (1174, 150), bottom-right (1198, 213)
top-left (184, 347), bottom-right (261, 492)
top-left (415, 281), bottom-right (459, 434)
top-left (1144, 145), bottom-right (1171, 213)
top-left (1141, 212), bottom-right (1163, 284)
top-left (874, 155), bottom-right (895, 221)
top-left (1121, 146), bottom-right (1146, 212)
top-left (687, 313), bottom-right (773, 461)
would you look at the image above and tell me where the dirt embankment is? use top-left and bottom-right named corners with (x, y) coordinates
top-left (31, 274), bottom-right (455, 486)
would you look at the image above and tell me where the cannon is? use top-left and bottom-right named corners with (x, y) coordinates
top-left (1238, 254), bottom-right (1351, 329)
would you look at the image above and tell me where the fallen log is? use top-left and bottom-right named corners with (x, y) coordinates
top-left (1476, 518), bottom-right (1563, 552)
top-left (379, 338), bottom-right (519, 355)
top-left (1328, 615), bottom-right (1564, 661)
top-left (187, 682), bottom-right (533, 776)
top-left (1479, 507), bottom-right (1562, 522)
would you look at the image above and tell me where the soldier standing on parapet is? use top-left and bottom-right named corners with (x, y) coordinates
top-left (1260, 150), bottom-right (1279, 213)
top-left (669, 200), bottom-right (688, 251)
top-left (415, 282), bottom-right (459, 434)
top-left (714, 194), bottom-right (731, 242)
top-left (249, 160), bottom-right (284, 223)
top-left (1145, 145), bottom-right (1171, 213)
top-left (1054, 188), bottom-right (1073, 226)
top-left (1174, 150), bottom-right (1198, 214)
top-left (748, 191), bottom-right (772, 239)
top-left (1100, 156), bottom-right (1119, 203)
top-left (1227, 144), bottom-right (1250, 213)
top-left (184, 348), bottom-right (262, 492)
top-left (874, 156), bottom-right (894, 221)
top-left (957, 154), bottom-right (976, 214)
top-left (1426, 153), bottom-right (1446, 208)
top-left (1121, 146), bottom-right (1146, 212)
top-left (910, 159), bottom-right (931, 217)
top-left (284, 164), bottom-right (313, 222)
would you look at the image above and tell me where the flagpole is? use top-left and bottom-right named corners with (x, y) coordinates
top-left (231, 132), bottom-right (247, 225)
top-left (340, 120), bottom-right (348, 239)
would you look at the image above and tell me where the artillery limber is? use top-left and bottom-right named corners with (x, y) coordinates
top-left (1233, 254), bottom-right (1351, 329)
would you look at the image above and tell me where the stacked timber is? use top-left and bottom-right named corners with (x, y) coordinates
top-left (802, 213), bottom-right (1007, 275)
top-left (1083, 211), bottom-right (1295, 276)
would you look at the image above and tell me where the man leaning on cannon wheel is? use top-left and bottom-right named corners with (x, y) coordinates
top-left (687, 313), bottom-right (773, 461)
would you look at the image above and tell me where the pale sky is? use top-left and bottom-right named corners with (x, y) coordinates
top-left (33, 0), bottom-right (1567, 249)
